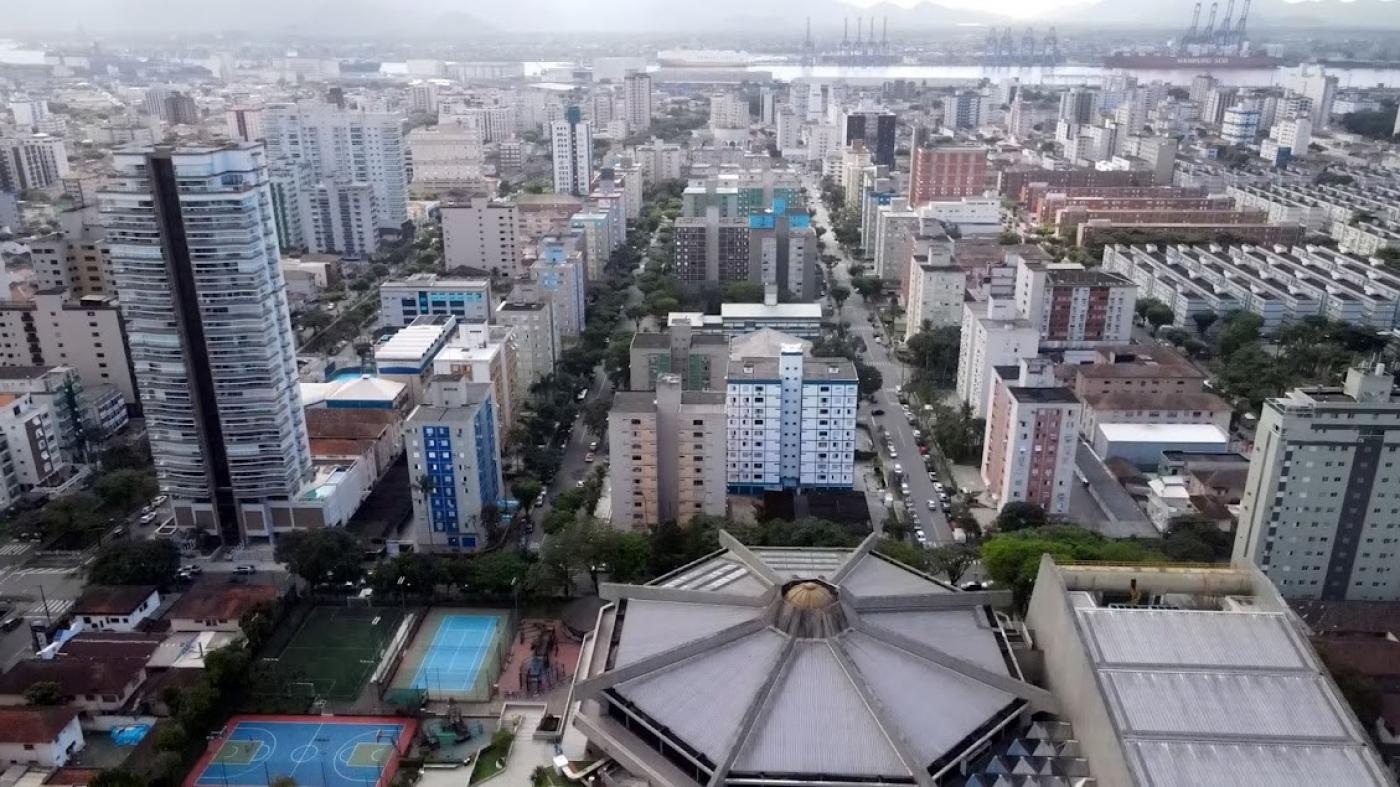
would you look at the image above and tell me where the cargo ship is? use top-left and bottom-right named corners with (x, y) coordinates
top-left (1102, 53), bottom-right (1282, 69)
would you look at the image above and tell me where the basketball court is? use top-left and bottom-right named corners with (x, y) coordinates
top-left (186, 715), bottom-right (415, 787)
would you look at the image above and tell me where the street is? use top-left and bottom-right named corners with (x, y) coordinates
top-left (807, 178), bottom-right (953, 545)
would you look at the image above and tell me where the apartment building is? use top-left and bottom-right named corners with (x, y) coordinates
top-left (379, 274), bottom-right (492, 328)
top-left (998, 167), bottom-right (1153, 202)
top-left (407, 123), bottom-right (486, 193)
top-left (432, 323), bottom-right (521, 432)
top-left (551, 106), bottom-right (593, 197)
top-left (1013, 257), bottom-right (1136, 350)
top-left (904, 252), bottom-right (967, 338)
top-left (622, 71), bottom-right (652, 132)
top-left (102, 144), bottom-right (311, 544)
top-left (0, 392), bottom-right (62, 501)
top-left (403, 387), bottom-right (502, 553)
top-left (516, 193), bottom-right (584, 242)
top-left (1102, 244), bottom-right (1400, 332)
top-left (531, 236), bottom-right (587, 337)
top-left (303, 178), bottom-right (378, 261)
top-left (872, 199), bottom-right (922, 280)
top-left (726, 347), bottom-right (857, 494)
top-left (1235, 366), bottom-right (1400, 601)
top-left (608, 374), bottom-right (726, 531)
top-left (673, 211), bottom-right (751, 286)
top-left (441, 197), bottom-right (523, 276)
top-left (27, 233), bottom-right (112, 298)
top-left (981, 359), bottom-right (1082, 515)
top-left (263, 101), bottom-right (409, 234)
top-left (841, 109), bottom-right (896, 167)
top-left (629, 323), bottom-right (730, 392)
top-left (748, 202), bottom-right (817, 301)
top-left (0, 134), bottom-right (70, 192)
top-left (629, 137), bottom-right (684, 184)
top-left (956, 297), bottom-right (1041, 419)
top-left (493, 297), bottom-right (558, 392)
top-left (1069, 345), bottom-right (1208, 399)
top-left (0, 290), bottom-right (136, 405)
top-left (909, 145), bottom-right (987, 204)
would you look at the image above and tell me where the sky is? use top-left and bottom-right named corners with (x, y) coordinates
top-left (843, 0), bottom-right (1393, 21)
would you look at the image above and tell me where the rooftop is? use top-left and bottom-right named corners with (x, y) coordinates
top-left (1030, 558), bottom-right (1390, 787)
top-left (573, 533), bottom-right (1051, 786)
top-left (1096, 422), bottom-right (1231, 445)
top-left (72, 585), bottom-right (157, 616)
top-left (1008, 386), bottom-right (1080, 405)
top-left (1083, 391), bottom-right (1230, 412)
top-left (0, 706), bottom-right (79, 744)
top-left (305, 408), bottom-right (398, 440)
top-left (721, 302), bottom-right (823, 320)
top-left (0, 656), bottom-right (145, 697)
top-left (165, 582), bottom-right (282, 622)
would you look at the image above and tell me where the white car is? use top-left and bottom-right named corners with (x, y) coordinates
top-left (927, 499), bottom-right (939, 510)
top-left (893, 463), bottom-right (903, 474)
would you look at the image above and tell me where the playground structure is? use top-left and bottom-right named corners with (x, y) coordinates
top-left (503, 620), bottom-right (578, 699)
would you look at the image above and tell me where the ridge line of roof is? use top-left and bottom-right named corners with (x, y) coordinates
top-left (827, 637), bottom-right (935, 786)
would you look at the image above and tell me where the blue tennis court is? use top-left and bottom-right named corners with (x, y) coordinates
top-left (410, 613), bottom-right (499, 693)
top-left (187, 716), bottom-right (414, 787)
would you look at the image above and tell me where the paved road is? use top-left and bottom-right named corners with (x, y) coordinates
top-left (807, 179), bottom-right (953, 546)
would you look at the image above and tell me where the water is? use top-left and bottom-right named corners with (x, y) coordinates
top-left (750, 63), bottom-right (1400, 88)
top-left (329, 367), bottom-right (369, 382)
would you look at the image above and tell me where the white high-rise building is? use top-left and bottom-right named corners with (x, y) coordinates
top-left (776, 106), bottom-right (801, 150)
top-left (305, 179), bottom-right (378, 261)
top-left (905, 246), bottom-right (967, 339)
top-left (709, 93), bottom-right (751, 129)
top-left (1234, 366), bottom-right (1400, 601)
top-left (551, 106), bottom-right (593, 197)
top-left (101, 143), bottom-right (310, 544)
top-left (0, 134), bottom-right (70, 192)
top-left (630, 138), bottom-right (683, 184)
top-left (263, 101), bottom-right (408, 233)
top-left (726, 346), bottom-right (857, 493)
top-left (623, 71), bottom-right (652, 133)
top-left (407, 123), bottom-right (485, 193)
top-left (225, 106), bottom-right (265, 143)
top-left (1222, 105), bottom-right (1261, 145)
top-left (408, 82), bottom-right (439, 114)
top-left (8, 98), bottom-right (49, 130)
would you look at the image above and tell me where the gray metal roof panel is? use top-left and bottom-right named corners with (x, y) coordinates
top-left (863, 609), bottom-right (1010, 675)
top-left (1077, 608), bottom-right (1311, 670)
top-left (616, 628), bottom-right (788, 762)
top-left (842, 630), bottom-right (1017, 766)
top-left (751, 547), bottom-right (851, 579)
top-left (840, 554), bottom-right (952, 597)
top-left (1102, 670), bottom-right (1354, 742)
top-left (734, 641), bottom-right (909, 777)
top-left (1124, 740), bottom-right (1389, 787)
top-left (613, 600), bottom-right (758, 667)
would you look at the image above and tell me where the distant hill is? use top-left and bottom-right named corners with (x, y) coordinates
top-left (1055, 0), bottom-right (1400, 29)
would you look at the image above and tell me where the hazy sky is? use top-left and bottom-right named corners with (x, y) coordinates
top-left (844, 0), bottom-right (1393, 20)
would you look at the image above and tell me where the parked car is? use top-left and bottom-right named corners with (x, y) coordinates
top-left (139, 512), bottom-right (158, 525)
top-left (0, 617), bottom-right (21, 632)
top-left (152, 495), bottom-right (168, 506)
top-left (584, 452), bottom-right (596, 463)
top-left (588, 440), bottom-right (598, 451)
top-left (927, 499), bottom-right (939, 510)
top-left (871, 409), bottom-right (885, 416)
top-left (233, 565), bottom-right (257, 575)
top-left (180, 565), bottom-right (203, 576)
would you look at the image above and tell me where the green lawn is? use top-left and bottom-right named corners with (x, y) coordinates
top-left (468, 736), bottom-right (513, 784)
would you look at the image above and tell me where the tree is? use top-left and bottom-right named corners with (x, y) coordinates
top-left (875, 539), bottom-right (927, 571)
top-left (829, 285), bottom-right (851, 312)
top-left (1135, 298), bottom-right (1175, 330)
top-left (152, 721), bottom-right (189, 753)
top-left (271, 778), bottom-right (299, 787)
top-left (854, 360), bottom-right (883, 398)
top-left (273, 529), bottom-right (364, 587)
top-left (994, 501), bottom-right (1047, 532)
top-left (1190, 311), bottom-right (1219, 336)
top-left (927, 543), bottom-right (980, 585)
top-left (40, 492), bottom-right (105, 541)
top-left (463, 549), bottom-right (530, 596)
top-left (1319, 647), bottom-right (1384, 725)
top-left (511, 478), bottom-right (543, 511)
top-left (371, 552), bottom-right (445, 597)
top-left (239, 600), bottom-right (279, 648)
top-left (999, 231), bottom-right (1022, 245)
top-left (1214, 310), bottom-right (1263, 357)
top-left (89, 770), bottom-right (145, 787)
top-left (94, 469), bottom-right (158, 514)
top-left (24, 681), bottom-right (65, 706)
top-left (595, 531), bottom-right (653, 583)
top-left (89, 539), bottom-right (181, 586)
top-left (722, 281), bottom-right (764, 303)
top-left (881, 512), bottom-right (910, 542)
top-left (850, 275), bottom-right (883, 300)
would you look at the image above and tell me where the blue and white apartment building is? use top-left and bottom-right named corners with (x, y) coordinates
top-left (402, 382), bottom-right (502, 553)
top-left (379, 273), bottom-right (492, 328)
top-left (725, 345), bottom-right (858, 494)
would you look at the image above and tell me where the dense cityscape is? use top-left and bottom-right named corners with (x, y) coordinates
top-left (0, 1), bottom-right (1399, 785)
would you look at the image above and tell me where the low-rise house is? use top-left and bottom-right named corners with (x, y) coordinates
top-left (164, 583), bottom-right (282, 634)
top-left (71, 586), bottom-right (160, 633)
top-left (0, 706), bottom-right (83, 768)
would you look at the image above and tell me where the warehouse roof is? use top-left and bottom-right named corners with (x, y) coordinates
top-left (1096, 422), bottom-right (1230, 444)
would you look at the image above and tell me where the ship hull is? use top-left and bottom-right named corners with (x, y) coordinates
top-left (1102, 54), bottom-right (1282, 69)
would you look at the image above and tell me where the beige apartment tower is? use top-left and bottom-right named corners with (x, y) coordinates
top-left (608, 373), bottom-right (726, 531)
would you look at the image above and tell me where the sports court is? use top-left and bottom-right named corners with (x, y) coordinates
top-left (271, 606), bottom-right (405, 702)
top-left (186, 715), bottom-right (415, 787)
top-left (388, 609), bottom-right (508, 701)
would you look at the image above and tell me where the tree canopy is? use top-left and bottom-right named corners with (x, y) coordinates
top-left (273, 529), bottom-right (363, 586)
top-left (89, 539), bottom-right (181, 586)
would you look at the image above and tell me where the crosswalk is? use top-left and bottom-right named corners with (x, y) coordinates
top-left (23, 598), bottom-right (73, 620)
top-left (10, 567), bottom-right (73, 576)
top-left (0, 543), bottom-right (31, 556)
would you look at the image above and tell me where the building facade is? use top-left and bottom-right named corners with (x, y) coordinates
top-left (551, 106), bottom-right (593, 197)
top-left (404, 388), bottom-right (501, 553)
top-left (101, 144), bottom-right (310, 544)
top-left (379, 274), bottom-right (492, 328)
top-left (726, 347), bottom-right (857, 494)
top-left (441, 197), bottom-right (523, 276)
top-left (981, 359), bottom-right (1082, 515)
